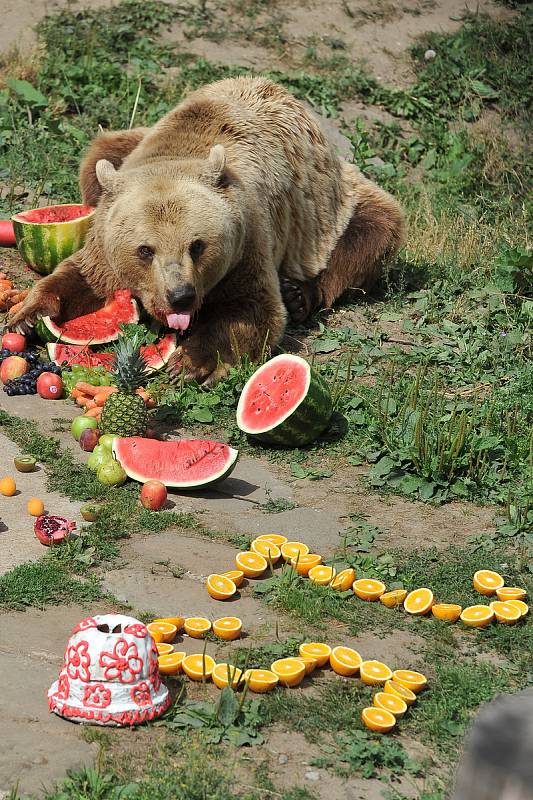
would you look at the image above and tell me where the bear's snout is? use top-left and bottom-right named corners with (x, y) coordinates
top-left (167, 283), bottom-right (197, 311)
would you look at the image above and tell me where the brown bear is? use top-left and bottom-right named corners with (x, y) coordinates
top-left (11, 76), bottom-right (404, 384)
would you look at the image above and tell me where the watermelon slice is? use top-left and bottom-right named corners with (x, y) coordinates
top-left (113, 437), bottom-right (239, 489)
top-left (47, 334), bottom-right (177, 370)
top-left (35, 290), bottom-right (139, 345)
top-left (236, 354), bottom-right (333, 447)
top-left (12, 204), bottom-right (95, 275)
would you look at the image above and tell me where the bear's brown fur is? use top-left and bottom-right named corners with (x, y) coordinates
top-left (11, 76), bottom-right (404, 383)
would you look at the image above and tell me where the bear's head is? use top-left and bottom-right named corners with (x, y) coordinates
top-left (94, 145), bottom-right (244, 331)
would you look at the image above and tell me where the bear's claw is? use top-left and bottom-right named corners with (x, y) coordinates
top-left (280, 277), bottom-right (317, 324)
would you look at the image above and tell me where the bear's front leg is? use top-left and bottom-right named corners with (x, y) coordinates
top-left (170, 269), bottom-right (287, 386)
top-left (8, 249), bottom-right (109, 333)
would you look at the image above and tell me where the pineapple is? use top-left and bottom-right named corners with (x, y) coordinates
top-left (101, 334), bottom-right (150, 436)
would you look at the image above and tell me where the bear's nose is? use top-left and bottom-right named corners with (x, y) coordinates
top-left (167, 283), bottom-right (197, 310)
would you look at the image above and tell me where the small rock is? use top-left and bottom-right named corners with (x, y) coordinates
top-left (305, 771), bottom-right (320, 782)
top-left (368, 156), bottom-right (385, 167)
top-left (278, 754), bottom-right (289, 765)
top-left (31, 756), bottom-right (47, 765)
top-left (424, 49), bottom-right (437, 61)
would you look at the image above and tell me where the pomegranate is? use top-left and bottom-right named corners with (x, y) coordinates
top-left (34, 514), bottom-right (76, 546)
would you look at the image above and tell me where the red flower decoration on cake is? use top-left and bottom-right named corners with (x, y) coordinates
top-left (131, 681), bottom-right (152, 706)
top-left (72, 617), bottom-right (97, 634)
top-left (66, 640), bottom-right (91, 682)
top-left (83, 683), bottom-right (112, 708)
top-left (100, 638), bottom-right (142, 684)
top-left (123, 623), bottom-right (148, 638)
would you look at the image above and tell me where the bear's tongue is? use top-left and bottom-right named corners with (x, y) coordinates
top-left (166, 313), bottom-right (191, 332)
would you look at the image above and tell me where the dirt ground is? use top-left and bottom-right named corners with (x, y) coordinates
top-left (0, 0), bottom-right (516, 797)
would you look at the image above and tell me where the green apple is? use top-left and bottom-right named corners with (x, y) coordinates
top-left (97, 459), bottom-right (127, 486)
top-left (71, 415), bottom-right (98, 441)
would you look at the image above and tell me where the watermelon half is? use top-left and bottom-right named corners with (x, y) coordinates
top-left (113, 437), bottom-right (239, 489)
top-left (12, 204), bottom-right (95, 275)
top-left (35, 290), bottom-right (139, 345)
top-left (236, 354), bottom-right (333, 447)
top-left (47, 333), bottom-right (177, 370)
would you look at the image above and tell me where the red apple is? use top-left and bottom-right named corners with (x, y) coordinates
top-left (140, 480), bottom-right (167, 511)
top-left (1, 332), bottom-right (26, 352)
top-left (0, 355), bottom-right (28, 384)
top-left (36, 372), bottom-right (63, 399)
top-left (79, 427), bottom-right (101, 452)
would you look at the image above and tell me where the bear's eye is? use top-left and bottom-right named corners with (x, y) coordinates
top-left (137, 245), bottom-right (154, 260)
top-left (189, 239), bottom-right (205, 261)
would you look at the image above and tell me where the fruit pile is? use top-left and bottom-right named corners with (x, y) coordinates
top-left (202, 536), bottom-right (528, 627)
top-left (0, 333), bottom-right (63, 398)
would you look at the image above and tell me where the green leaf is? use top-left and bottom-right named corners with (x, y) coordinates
top-left (370, 456), bottom-right (396, 478)
top-left (470, 80), bottom-right (499, 99)
top-left (217, 686), bottom-right (239, 727)
top-left (313, 338), bottom-right (340, 353)
top-left (190, 406), bottom-right (214, 423)
top-left (290, 462), bottom-right (308, 479)
top-left (6, 78), bottom-right (48, 107)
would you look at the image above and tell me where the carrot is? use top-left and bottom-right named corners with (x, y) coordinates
top-left (74, 381), bottom-right (100, 397)
top-left (7, 289), bottom-right (29, 306)
top-left (0, 272), bottom-right (7, 280)
top-left (0, 280), bottom-right (13, 290)
top-left (76, 395), bottom-right (91, 407)
top-left (71, 387), bottom-right (83, 399)
top-left (84, 398), bottom-right (97, 410)
top-left (94, 388), bottom-right (118, 406)
top-left (84, 407), bottom-right (102, 418)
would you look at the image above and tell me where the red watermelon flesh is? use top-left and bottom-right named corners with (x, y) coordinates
top-left (47, 334), bottom-right (176, 370)
top-left (37, 289), bottom-right (139, 345)
top-left (17, 204), bottom-right (93, 224)
top-left (113, 437), bottom-right (239, 489)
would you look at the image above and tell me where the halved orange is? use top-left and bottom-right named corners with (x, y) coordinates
top-left (404, 587), bottom-right (434, 616)
top-left (271, 657), bottom-right (306, 687)
top-left (353, 578), bottom-right (386, 601)
top-left (156, 643), bottom-right (175, 655)
top-left (184, 617), bottom-right (211, 638)
top-left (330, 646), bottom-right (362, 677)
top-left (460, 605), bottom-right (494, 628)
top-left (243, 669), bottom-right (279, 693)
top-left (374, 691), bottom-right (407, 718)
top-left (222, 570), bottom-right (245, 588)
top-left (380, 589), bottom-right (407, 608)
top-left (235, 551), bottom-right (268, 578)
top-left (158, 651), bottom-right (186, 675)
top-left (148, 628), bottom-right (164, 643)
top-left (331, 568), bottom-right (356, 591)
top-left (308, 565), bottom-right (336, 586)
top-left (212, 663), bottom-right (243, 689)
top-left (151, 616), bottom-right (184, 632)
top-left (290, 553), bottom-right (322, 576)
top-left (256, 534), bottom-right (288, 547)
top-left (473, 570), bottom-right (504, 596)
top-left (280, 541), bottom-right (310, 562)
top-left (206, 573), bottom-right (237, 600)
top-left (251, 539), bottom-right (281, 563)
top-left (489, 601), bottom-right (521, 624)
top-left (147, 621), bottom-right (177, 643)
top-left (361, 707), bottom-right (396, 733)
top-left (496, 586), bottom-right (527, 602)
top-left (295, 656), bottom-right (318, 675)
top-left (384, 679), bottom-right (417, 706)
top-left (392, 669), bottom-right (427, 693)
top-left (212, 616), bottom-right (242, 640)
top-left (299, 642), bottom-right (332, 667)
top-left (182, 653), bottom-right (216, 681)
top-left (360, 660), bottom-right (393, 686)
top-left (431, 603), bottom-right (462, 622)
top-left (507, 599), bottom-right (529, 618)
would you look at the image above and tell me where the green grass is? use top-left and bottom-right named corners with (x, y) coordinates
top-left (0, 559), bottom-right (103, 610)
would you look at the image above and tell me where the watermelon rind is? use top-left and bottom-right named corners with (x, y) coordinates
top-left (35, 290), bottom-right (140, 345)
top-left (236, 354), bottom-right (333, 447)
top-left (12, 204), bottom-right (95, 276)
top-left (112, 437), bottom-right (239, 489)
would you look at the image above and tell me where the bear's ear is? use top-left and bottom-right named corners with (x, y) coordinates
top-left (203, 144), bottom-right (231, 189)
top-left (95, 159), bottom-right (122, 194)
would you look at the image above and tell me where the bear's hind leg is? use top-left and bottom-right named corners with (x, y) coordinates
top-left (79, 127), bottom-right (149, 206)
top-left (282, 180), bottom-right (404, 322)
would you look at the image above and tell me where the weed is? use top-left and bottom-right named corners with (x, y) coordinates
top-left (0, 559), bottom-right (103, 610)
